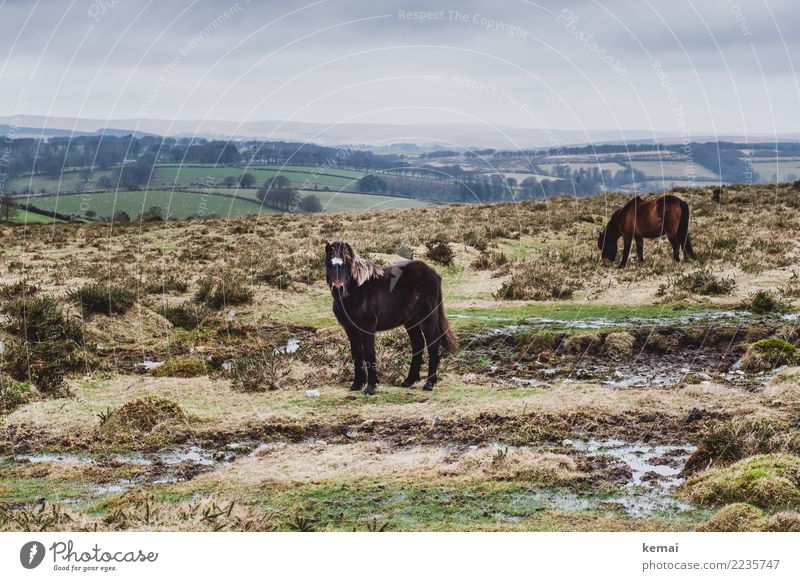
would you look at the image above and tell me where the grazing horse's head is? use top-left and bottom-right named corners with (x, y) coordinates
top-left (597, 224), bottom-right (618, 264)
top-left (325, 241), bottom-right (382, 298)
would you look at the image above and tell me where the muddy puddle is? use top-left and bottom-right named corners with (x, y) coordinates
top-left (468, 314), bottom-right (785, 389)
top-left (488, 438), bottom-right (697, 518)
top-left (1, 444), bottom-right (247, 502)
top-left (1, 436), bottom-right (701, 520)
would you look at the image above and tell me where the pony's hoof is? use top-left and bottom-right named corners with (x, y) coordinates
top-left (363, 384), bottom-right (377, 395)
top-left (422, 382), bottom-right (434, 392)
top-left (400, 378), bottom-right (419, 388)
top-left (349, 383), bottom-right (364, 391)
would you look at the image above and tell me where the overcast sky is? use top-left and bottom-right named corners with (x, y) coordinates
top-left (2, 0), bottom-right (799, 139)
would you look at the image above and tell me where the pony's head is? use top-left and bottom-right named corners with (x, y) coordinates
top-left (597, 222), bottom-right (619, 264)
top-left (325, 241), bottom-right (382, 297)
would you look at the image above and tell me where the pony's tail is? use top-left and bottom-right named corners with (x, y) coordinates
top-left (677, 199), bottom-right (697, 260)
top-left (435, 287), bottom-right (459, 354)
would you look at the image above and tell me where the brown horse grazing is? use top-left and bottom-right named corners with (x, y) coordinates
top-left (325, 241), bottom-right (459, 395)
top-left (598, 194), bottom-right (697, 268)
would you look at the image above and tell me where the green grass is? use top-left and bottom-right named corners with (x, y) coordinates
top-left (261, 480), bottom-right (696, 531)
top-left (6, 209), bottom-right (67, 224)
top-left (27, 190), bottom-right (275, 220)
top-left (447, 302), bottom-right (713, 331)
top-left (8, 169), bottom-right (118, 195)
top-left (299, 190), bottom-right (428, 212)
top-left (152, 164), bottom-right (365, 189)
top-left (0, 476), bottom-right (93, 504)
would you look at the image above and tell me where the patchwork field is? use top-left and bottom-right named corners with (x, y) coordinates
top-left (27, 190), bottom-right (273, 220)
top-left (1, 183), bottom-right (800, 532)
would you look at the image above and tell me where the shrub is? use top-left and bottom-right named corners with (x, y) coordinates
top-left (67, 283), bottom-right (136, 316)
top-left (230, 351), bottom-right (290, 392)
top-left (254, 259), bottom-right (293, 289)
top-left (1, 296), bottom-right (91, 392)
top-left (194, 274), bottom-right (253, 309)
top-left (744, 290), bottom-right (789, 314)
top-left (160, 302), bottom-right (209, 330)
top-left (3, 296), bottom-right (82, 343)
top-left (740, 338), bottom-right (798, 372)
top-left (0, 376), bottom-right (33, 413)
top-left (0, 280), bottom-right (37, 299)
top-left (424, 240), bottom-right (454, 266)
top-left (144, 275), bottom-right (189, 295)
top-left (669, 268), bottom-right (735, 296)
top-left (471, 251), bottom-right (508, 270)
top-left (496, 261), bottom-right (582, 301)
top-left (681, 453), bottom-right (800, 509)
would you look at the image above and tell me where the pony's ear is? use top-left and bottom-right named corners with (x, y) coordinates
top-left (325, 242), bottom-right (332, 255)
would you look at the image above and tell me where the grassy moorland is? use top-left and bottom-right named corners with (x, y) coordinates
top-left (1, 183), bottom-right (799, 532)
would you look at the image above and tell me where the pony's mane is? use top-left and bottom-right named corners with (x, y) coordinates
top-left (337, 244), bottom-right (384, 286)
top-left (351, 253), bottom-right (384, 286)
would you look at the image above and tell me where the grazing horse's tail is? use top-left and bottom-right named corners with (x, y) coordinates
top-left (435, 286), bottom-right (459, 354)
top-left (677, 199), bottom-right (697, 259)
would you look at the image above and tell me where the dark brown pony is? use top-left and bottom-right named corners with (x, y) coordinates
top-left (598, 194), bottom-right (697, 268)
top-left (325, 241), bottom-right (459, 395)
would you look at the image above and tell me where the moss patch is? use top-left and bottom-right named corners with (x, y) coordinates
top-left (741, 338), bottom-right (798, 373)
top-left (696, 503), bottom-right (767, 532)
top-left (682, 454), bottom-right (800, 509)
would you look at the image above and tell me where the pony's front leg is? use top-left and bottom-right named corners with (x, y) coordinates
top-left (345, 327), bottom-right (366, 391)
top-left (618, 235), bottom-right (633, 268)
top-left (361, 330), bottom-right (379, 395)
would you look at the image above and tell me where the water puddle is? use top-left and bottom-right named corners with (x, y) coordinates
top-left (567, 438), bottom-right (695, 517)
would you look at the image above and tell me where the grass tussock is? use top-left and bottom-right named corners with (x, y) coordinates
top-left (740, 338), bottom-right (798, 372)
top-left (99, 396), bottom-right (188, 444)
top-left (687, 418), bottom-right (800, 470)
top-left (681, 453), bottom-right (800, 509)
top-left (151, 357), bottom-right (208, 378)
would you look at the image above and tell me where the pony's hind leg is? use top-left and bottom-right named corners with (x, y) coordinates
top-left (635, 235), bottom-right (644, 262)
top-left (420, 318), bottom-right (441, 391)
top-left (683, 235), bottom-right (697, 260)
top-left (401, 324), bottom-right (425, 387)
top-left (668, 236), bottom-right (681, 262)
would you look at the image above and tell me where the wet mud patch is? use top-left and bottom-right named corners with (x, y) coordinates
top-left (466, 321), bottom-right (785, 390)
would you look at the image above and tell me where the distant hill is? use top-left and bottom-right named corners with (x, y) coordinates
top-left (4, 114), bottom-right (800, 149)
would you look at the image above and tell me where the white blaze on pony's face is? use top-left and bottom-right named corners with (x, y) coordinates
top-left (325, 241), bottom-right (353, 296)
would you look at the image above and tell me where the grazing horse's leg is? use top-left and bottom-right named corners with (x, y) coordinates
top-left (668, 235), bottom-right (681, 262)
top-left (345, 327), bottom-right (366, 391)
top-left (619, 234), bottom-right (633, 268)
top-left (361, 328), bottom-right (379, 395)
top-left (419, 318), bottom-right (440, 391)
top-left (401, 324), bottom-right (425, 387)
top-left (635, 235), bottom-right (644, 262)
